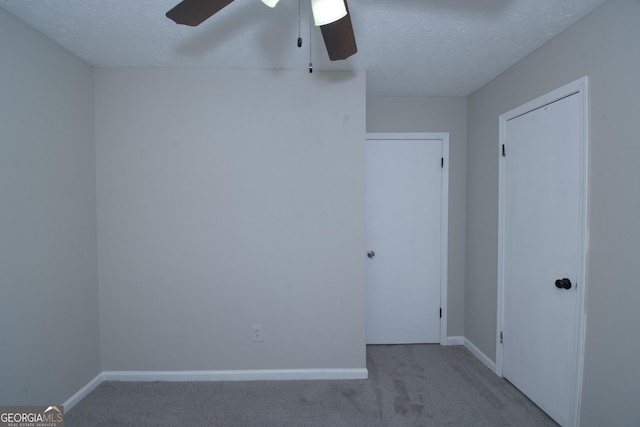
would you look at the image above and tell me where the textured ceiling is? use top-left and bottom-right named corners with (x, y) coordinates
top-left (0, 0), bottom-right (607, 96)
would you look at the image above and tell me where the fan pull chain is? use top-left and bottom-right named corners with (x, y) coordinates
top-left (309, 5), bottom-right (313, 73)
top-left (297, 0), bottom-right (302, 47)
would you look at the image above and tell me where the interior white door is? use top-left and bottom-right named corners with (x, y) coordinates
top-left (366, 138), bottom-right (442, 344)
top-left (502, 93), bottom-right (583, 426)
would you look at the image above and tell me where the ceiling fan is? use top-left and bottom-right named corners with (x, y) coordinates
top-left (165, 0), bottom-right (357, 61)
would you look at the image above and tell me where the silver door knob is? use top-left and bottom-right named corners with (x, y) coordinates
top-left (367, 251), bottom-right (375, 259)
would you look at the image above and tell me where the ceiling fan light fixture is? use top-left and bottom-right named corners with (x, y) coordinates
top-left (261, 0), bottom-right (279, 8)
top-left (311, 0), bottom-right (347, 26)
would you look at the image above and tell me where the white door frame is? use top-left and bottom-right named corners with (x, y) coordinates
top-left (366, 132), bottom-right (449, 345)
top-left (496, 77), bottom-right (589, 427)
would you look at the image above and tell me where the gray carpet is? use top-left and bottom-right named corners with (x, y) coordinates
top-left (66, 345), bottom-right (557, 426)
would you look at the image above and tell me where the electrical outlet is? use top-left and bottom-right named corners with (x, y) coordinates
top-left (252, 325), bottom-right (263, 342)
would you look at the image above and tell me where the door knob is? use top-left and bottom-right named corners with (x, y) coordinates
top-left (367, 251), bottom-right (375, 259)
top-left (555, 278), bottom-right (572, 289)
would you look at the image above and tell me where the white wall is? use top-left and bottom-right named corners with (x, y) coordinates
top-left (95, 68), bottom-right (366, 371)
top-left (366, 96), bottom-right (467, 337)
top-left (0, 9), bottom-right (100, 404)
top-left (466, 0), bottom-right (640, 424)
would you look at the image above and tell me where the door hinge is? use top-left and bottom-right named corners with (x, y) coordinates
top-left (439, 308), bottom-right (442, 318)
top-left (500, 331), bottom-right (504, 344)
top-left (441, 157), bottom-right (444, 168)
top-left (502, 144), bottom-right (506, 157)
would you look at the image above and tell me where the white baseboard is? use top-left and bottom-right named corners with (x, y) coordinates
top-left (464, 338), bottom-right (497, 373)
top-left (62, 372), bottom-right (104, 411)
top-left (444, 336), bottom-right (464, 346)
top-left (102, 368), bottom-right (369, 382)
top-left (63, 368), bottom-right (367, 410)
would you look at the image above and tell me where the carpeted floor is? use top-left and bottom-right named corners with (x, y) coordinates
top-left (66, 345), bottom-right (557, 426)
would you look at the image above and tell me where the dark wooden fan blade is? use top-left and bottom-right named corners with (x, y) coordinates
top-left (166, 0), bottom-right (234, 26)
top-left (319, 0), bottom-right (357, 61)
